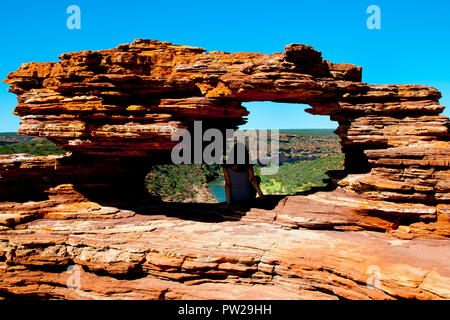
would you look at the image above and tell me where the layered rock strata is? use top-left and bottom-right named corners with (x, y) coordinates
top-left (1, 204), bottom-right (449, 300)
top-left (0, 39), bottom-right (449, 299)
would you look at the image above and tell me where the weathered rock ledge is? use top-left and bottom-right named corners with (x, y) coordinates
top-left (1, 200), bottom-right (449, 300)
top-left (0, 39), bottom-right (449, 299)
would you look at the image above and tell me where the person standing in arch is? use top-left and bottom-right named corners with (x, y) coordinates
top-left (223, 142), bottom-right (264, 212)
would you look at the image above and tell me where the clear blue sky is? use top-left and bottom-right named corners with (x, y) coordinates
top-left (1, 0), bottom-right (449, 131)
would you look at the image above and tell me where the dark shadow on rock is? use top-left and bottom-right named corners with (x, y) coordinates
top-left (129, 195), bottom-right (286, 223)
top-left (292, 184), bottom-right (337, 196)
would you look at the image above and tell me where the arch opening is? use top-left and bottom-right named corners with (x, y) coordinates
top-left (144, 101), bottom-right (351, 204)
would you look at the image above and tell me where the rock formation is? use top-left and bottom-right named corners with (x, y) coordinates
top-left (0, 39), bottom-right (449, 299)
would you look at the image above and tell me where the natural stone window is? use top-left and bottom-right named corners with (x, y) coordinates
top-left (1, 40), bottom-right (448, 232)
top-left (0, 39), bottom-right (449, 300)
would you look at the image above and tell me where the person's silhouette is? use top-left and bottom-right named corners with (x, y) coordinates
top-left (223, 142), bottom-right (264, 212)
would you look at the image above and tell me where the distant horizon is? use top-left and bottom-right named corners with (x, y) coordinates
top-left (0, 128), bottom-right (337, 135)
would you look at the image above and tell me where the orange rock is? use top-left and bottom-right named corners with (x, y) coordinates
top-left (1, 39), bottom-right (449, 299)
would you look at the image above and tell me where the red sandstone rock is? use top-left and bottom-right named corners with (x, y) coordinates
top-left (4, 39), bottom-right (445, 157)
top-left (0, 208), bottom-right (448, 299)
top-left (1, 39), bottom-right (449, 299)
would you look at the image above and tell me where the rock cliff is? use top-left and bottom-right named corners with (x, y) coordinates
top-left (0, 40), bottom-right (449, 299)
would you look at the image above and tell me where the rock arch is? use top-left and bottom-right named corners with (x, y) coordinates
top-left (0, 40), bottom-right (449, 299)
top-left (2, 39), bottom-right (448, 235)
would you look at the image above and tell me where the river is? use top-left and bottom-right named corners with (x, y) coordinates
top-left (207, 176), bottom-right (226, 202)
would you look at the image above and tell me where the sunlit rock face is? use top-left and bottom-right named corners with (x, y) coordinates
top-left (0, 40), bottom-right (449, 300)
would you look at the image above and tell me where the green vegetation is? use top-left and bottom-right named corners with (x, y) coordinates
top-left (145, 164), bottom-right (220, 202)
top-left (279, 129), bottom-right (337, 137)
top-left (0, 140), bottom-right (66, 156)
top-left (255, 154), bottom-right (344, 194)
top-left (0, 132), bottom-right (19, 136)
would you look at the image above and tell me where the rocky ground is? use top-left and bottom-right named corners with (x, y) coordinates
top-left (0, 191), bottom-right (449, 300)
top-left (0, 39), bottom-right (448, 299)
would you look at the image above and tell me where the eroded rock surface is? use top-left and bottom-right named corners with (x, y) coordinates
top-left (1, 205), bottom-right (449, 300)
top-left (0, 40), bottom-right (449, 299)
